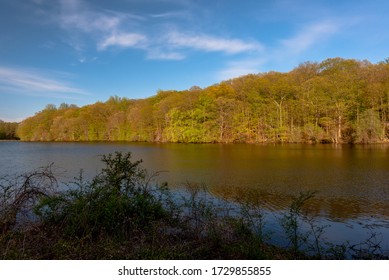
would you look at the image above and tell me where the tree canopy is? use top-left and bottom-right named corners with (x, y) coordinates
top-left (17, 58), bottom-right (389, 143)
top-left (0, 120), bottom-right (19, 140)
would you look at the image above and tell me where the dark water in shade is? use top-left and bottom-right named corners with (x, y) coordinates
top-left (1, 141), bottom-right (389, 255)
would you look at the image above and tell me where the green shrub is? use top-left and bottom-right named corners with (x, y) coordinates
top-left (34, 152), bottom-right (169, 239)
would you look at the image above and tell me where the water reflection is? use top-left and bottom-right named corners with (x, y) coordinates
top-left (209, 185), bottom-right (389, 221)
top-left (1, 141), bottom-right (389, 249)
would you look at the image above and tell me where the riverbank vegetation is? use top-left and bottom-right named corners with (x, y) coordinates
top-left (0, 120), bottom-right (19, 140)
top-left (17, 58), bottom-right (389, 143)
top-left (1, 152), bottom-right (387, 259)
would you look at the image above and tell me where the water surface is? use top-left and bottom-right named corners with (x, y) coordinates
top-left (1, 141), bottom-right (389, 254)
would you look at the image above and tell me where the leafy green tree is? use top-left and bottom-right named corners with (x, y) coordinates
top-left (0, 121), bottom-right (19, 140)
top-left (16, 57), bottom-right (389, 144)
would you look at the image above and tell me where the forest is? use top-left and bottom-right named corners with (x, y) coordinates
top-left (16, 57), bottom-right (389, 143)
top-left (0, 121), bottom-right (19, 140)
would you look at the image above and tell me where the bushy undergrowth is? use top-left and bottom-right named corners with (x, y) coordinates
top-left (34, 153), bottom-right (170, 240)
top-left (1, 152), bottom-right (387, 259)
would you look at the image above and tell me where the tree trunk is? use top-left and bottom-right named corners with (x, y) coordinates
top-left (337, 115), bottom-right (342, 143)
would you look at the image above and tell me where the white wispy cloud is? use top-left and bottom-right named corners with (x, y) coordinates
top-left (57, 0), bottom-right (146, 51)
top-left (43, 0), bottom-right (265, 60)
top-left (166, 31), bottom-right (264, 54)
top-left (59, 11), bottom-right (121, 34)
top-left (98, 32), bottom-right (147, 50)
top-left (216, 20), bottom-right (342, 81)
top-left (0, 67), bottom-right (88, 98)
top-left (145, 49), bottom-right (186, 60)
top-left (149, 11), bottom-right (189, 19)
top-left (217, 58), bottom-right (266, 81)
top-left (280, 21), bottom-right (341, 54)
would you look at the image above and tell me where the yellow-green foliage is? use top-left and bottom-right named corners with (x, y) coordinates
top-left (0, 120), bottom-right (19, 140)
top-left (17, 58), bottom-right (389, 143)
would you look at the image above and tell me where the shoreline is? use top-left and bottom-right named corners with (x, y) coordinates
top-left (9, 139), bottom-right (389, 145)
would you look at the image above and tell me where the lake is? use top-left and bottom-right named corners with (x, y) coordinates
top-left (1, 141), bottom-right (389, 256)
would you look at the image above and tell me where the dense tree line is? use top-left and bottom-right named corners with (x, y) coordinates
top-left (17, 58), bottom-right (389, 143)
top-left (0, 120), bottom-right (19, 140)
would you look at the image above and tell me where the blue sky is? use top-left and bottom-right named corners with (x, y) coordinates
top-left (1, 0), bottom-right (388, 122)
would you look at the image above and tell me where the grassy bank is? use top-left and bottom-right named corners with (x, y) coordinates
top-left (0, 152), bottom-right (387, 259)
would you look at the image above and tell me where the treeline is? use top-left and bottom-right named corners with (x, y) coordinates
top-left (18, 58), bottom-right (389, 143)
top-left (0, 120), bottom-right (19, 140)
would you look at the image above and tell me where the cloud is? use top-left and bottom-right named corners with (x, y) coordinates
top-left (149, 10), bottom-right (189, 19)
top-left (166, 32), bottom-right (264, 54)
top-left (98, 32), bottom-right (147, 50)
top-left (41, 0), bottom-right (264, 60)
top-left (281, 21), bottom-right (341, 54)
top-left (0, 67), bottom-right (88, 99)
top-left (57, 0), bottom-right (146, 51)
top-left (146, 49), bottom-right (185, 60)
top-left (142, 30), bottom-right (264, 61)
top-left (217, 58), bottom-right (266, 80)
top-left (215, 20), bottom-right (342, 81)
top-left (60, 11), bottom-right (121, 34)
